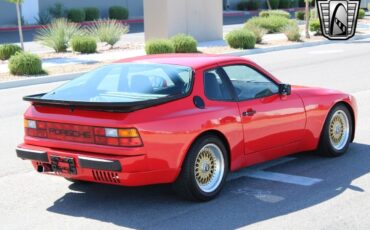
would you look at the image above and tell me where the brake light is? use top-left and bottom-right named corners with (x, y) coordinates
top-left (94, 127), bottom-right (143, 147)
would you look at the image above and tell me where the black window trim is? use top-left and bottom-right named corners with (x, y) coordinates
top-left (219, 63), bottom-right (280, 102)
top-left (202, 67), bottom-right (238, 102)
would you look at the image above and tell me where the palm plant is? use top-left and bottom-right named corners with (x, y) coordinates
top-left (87, 19), bottom-right (129, 48)
top-left (35, 18), bottom-right (82, 52)
top-left (6, 0), bottom-right (24, 50)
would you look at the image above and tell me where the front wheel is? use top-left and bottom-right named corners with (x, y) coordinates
top-left (173, 135), bottom-right (228, 201)
top-left (318, 104), bottom-right (353, 157)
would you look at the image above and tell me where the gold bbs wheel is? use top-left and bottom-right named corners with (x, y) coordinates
top-left (329, 110), bottom-right (350, 151)
top-left (194, 143), bottom-right (225, 193)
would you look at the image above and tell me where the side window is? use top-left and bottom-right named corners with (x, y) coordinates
top-left (203, 69), bottom-right (233, 101)
top-left (223, 65), bottom-right (279, 100)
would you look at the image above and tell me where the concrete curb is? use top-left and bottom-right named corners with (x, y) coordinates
top-left (228, 33), bottom-right (370, 56)
top-left (0, 72), bottom-right (85, 90)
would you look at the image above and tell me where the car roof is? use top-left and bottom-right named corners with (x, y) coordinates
top-left (115, 54), bottom-right (251, 70)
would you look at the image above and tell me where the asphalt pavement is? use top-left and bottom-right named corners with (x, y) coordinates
top-left (1, 39), bottom-right (370, 229)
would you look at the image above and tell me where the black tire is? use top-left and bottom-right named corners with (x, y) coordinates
top-left (318, 104), bottom-right (353, 157)
top-left (173, 135), bottom-right (229, 201)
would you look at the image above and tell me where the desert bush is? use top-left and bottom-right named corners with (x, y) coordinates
top-left (8, 52), bottom-right (43, 75)
top-left (283, 21), bottom-right (301, 41)
top-left (244, 23), bottom-right (267, 43)
top-left (67, 8), bottom-right (86, 23)
top-left (109, 6), bottom-right (129, 20)
top-left (0, 44), bottom-right (22, 60)
top-left (84, 7), bottom-right (100, 21)
top-left (309, 18), bottom-right (321, 35)
top-left (71, 36), bottom-right (97, 53)
top-left (87, 19), bottom-right (129, 47)
top-left (48, 3), bottom-right (66, 18)
top-left (295, 11), bottom-right (305, 20)
top-left (225, 29), bottom-right (256, 49)
top-left (145, 40), bottom-right (175, 54)
top-left (359, 9), bottom-right (365, 19)
top-left (170, 34), bottom-right (197, 53)
top-left (259, 10), bottom-right (290, 18)
top-left (244, 15), bottom-right (289, 33)
top-left (35, 18), bottom-right (82, 52)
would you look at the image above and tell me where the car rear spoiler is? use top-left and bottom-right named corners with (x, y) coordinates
top-left (23, 93), bottom-right (184, 112)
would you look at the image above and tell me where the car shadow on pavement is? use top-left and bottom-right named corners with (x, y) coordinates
top-left (47, 142), bottom-right (370, 230)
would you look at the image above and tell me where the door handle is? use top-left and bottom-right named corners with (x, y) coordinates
top-left (242, 109), bottom-right (256, 116)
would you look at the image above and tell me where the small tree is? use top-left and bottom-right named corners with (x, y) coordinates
top-left (6, 0), bottom-right (24, 50)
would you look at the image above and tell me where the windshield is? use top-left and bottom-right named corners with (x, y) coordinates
top-left (42, 63), bottom-right (193, 103)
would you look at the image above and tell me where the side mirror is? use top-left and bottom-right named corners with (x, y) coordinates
top-left (279, 84), bottom-right (291, 96)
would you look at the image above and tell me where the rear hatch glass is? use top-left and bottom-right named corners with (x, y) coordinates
top-left (42, 63), bottom-right (193, 103)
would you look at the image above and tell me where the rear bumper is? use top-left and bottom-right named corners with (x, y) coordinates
top-left (16, 144), bottom-right (180, 186)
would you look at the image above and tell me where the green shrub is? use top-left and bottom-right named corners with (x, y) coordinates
top-left (244, 23), bottom-right (267, 43)
top-left (309, 18), bottom-right (321, 35)
top-left (84, 7), bottom-right (100, 21)
top-left (359, 9), bottom-right (365, 19)
top-left (71, 36), bottom-right (97, 53)
top-left (170, 34), bottom-right (197, 53)
top-left (295, 11), bottom-right (305, 20)
top-left (269, 0), bottom-right (280, 9)
top-left (244, 15), bottom-right (290, 33)
top-left (8, 52), bottom-right (43, 76)
top-left (0, 44), bottom-right (22, 60)
top-left (298, 0), bottom-right (305, 7)
top-left (67, 8), bottom-right (86, 23)
top-left (145, 39), bottom-right (175, 54)
top-left (259, 10), bottom-right (290, 18)
top-left (237, 0), bottom-right (259, 10)
top-left (48, 3), bottom-right (66, 18)
top-left (35, 18), bottom-right (82, 52)
top-left (87, 19), bottom-right (129, 47)
top-left (246, 0), bottom-right (260, 10)
top-left (283, 21), bottom-right (301, 41)
top-left (225, 29), bottom-right (256, 49)
top-left (279, 0), bottom-right (290, 8)
top-left (109, 6), bottom-right (129, 20)
top-left (237, 2), bottom-right (245, 10)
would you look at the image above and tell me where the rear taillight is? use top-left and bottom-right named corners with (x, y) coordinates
top-left (24, 119), bottom-right (143, 147)
top-left (24, 119), bottom-right (47, 138)
top-left (93, 127), bottom-right (143, 147)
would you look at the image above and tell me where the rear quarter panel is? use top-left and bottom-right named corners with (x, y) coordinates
top-left (293, 86), bottom-right (357, 151)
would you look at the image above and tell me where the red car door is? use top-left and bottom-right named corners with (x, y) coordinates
top-left (220, 64), bottom-right (306, 156)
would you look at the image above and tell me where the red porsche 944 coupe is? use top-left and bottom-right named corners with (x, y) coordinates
top-left (16, 54), bottom-right (357, 201)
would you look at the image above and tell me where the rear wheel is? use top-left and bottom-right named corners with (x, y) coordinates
top-left (318, 104), bottom-right (353, 157)
top-left (173, 135), bottom-right (228, 201)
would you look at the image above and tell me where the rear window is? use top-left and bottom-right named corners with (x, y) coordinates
top-left (42, 63), bottom-right (193, 103)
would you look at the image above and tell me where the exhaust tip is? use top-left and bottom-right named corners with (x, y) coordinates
top-left (37, 165), bottom-right (44, 173)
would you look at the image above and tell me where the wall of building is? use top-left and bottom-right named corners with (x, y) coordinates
top-left (144, 0), bottom-right (223, 42)
top-left (38, 0), bottom-right (143, 19)
top-left (0, 1), bottom-right (17, 26)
